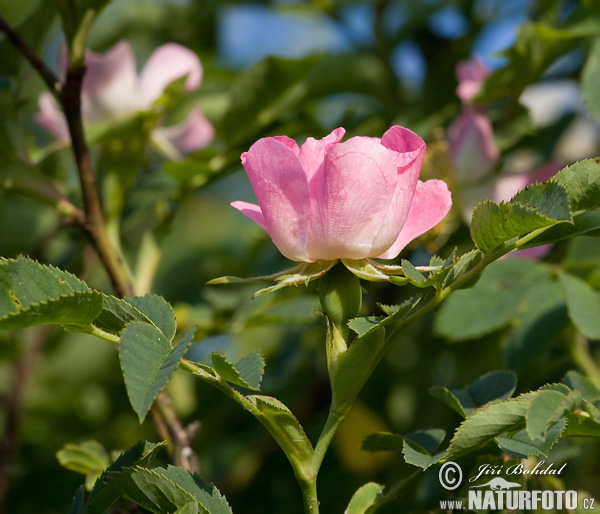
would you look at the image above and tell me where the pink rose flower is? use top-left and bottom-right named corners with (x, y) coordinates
top-left (35, 40), bottom-right (214, 155)
top-left (232, 126), bottom-right (452, 262)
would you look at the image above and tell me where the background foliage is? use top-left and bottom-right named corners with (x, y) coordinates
top-left (1, 0), bottom-right (600, 512)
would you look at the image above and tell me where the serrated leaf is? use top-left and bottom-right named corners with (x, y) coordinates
top-left (497, 419), bottom-right (566, 458)
top-left (435, 259), bottom-right (552, 340)
top-left (526, 389), bottom-right (582, 440)
top-left (558, 270), bottom-right (600, 340)
top-left (120, 325), bottom-right (196, 421)
top-left (0, 256), bottom-right (103, 331)
top-left (432, 371), bottom-right (517, 419)
top-left (106, 466), bottom-right (207, 514)
top-left (512, 181), bottom-right (573, 222)
top-left (519, 210), bottom-right (600, 248)
top-left (442, 249), bottom-right (483, 288)
top-left (248, 395), bottom-right (313, 468)
top-left (470, 192), bottom-right (570, 255)
top-left (210, 349), bottom-right (264, 390)
top-left (347, 296), bottom-right (420, 339)
top-left (126, 295), bottom-right (176, 342)
top-left (155, 466), bottom-right (232, 514)
top-left (88, 441), bottom-right (166, 514)
top-left (399, 260), bottom-right (446, 288)
top-left (348, 316), bottom-right (386, 338)
top-left (551, 158), bottom-right (600, 211)
top-left (345, 482), bottom-right (384, 514)
top-left (91, 295), bottom-right (152, 335)
top-left (446, 391), bottom-right (539, 459)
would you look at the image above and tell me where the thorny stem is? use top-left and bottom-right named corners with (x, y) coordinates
top-left (0, 17), bottom-right (197, 472)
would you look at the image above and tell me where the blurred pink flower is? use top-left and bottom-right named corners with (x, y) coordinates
top-left (447, 106), bottom-right (499, 181)
top-left (456, 55), bottom-right (491, 104)
top-left (35, 40), bottom-right (214, 155)
top-left (232, 126), bottom-right (452, 262)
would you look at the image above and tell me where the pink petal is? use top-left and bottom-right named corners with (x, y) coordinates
top-left (307, 136), bottom-right (398, 260)
top-left (273, 136), bottom-right (300, 154)
top-left (152, 107), bottom-right (214, 154)
top-left (230, 201), bottom-right (266, 231)
top-left (138, 43), bottom-right (202, 106)
top-left (82, 41), bottom-right (140, 121)
top-left (370, 126), bottom-right (427, 255)
top-left (241, 138), bottom-right (312, 262)
top-left (35, 92), bottom-right (69, 141)
top-left (447, 107), bottom-right (499, 181)
top-left (456, 56), bottom-right (490, 103)
top-left (377, 179), bottom-right (452, 259)
top-left (299, 127), bottom-right (346, 182)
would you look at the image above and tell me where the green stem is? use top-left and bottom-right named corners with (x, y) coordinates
top-left (299, 476), bottom-right (319, 513)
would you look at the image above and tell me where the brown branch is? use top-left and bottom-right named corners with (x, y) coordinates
top-left (0, 15), bottom-right (61, 96)
top-left (60, 66), bottom-right (134, 298)
top-left (151, 391), bottom-right (200, 473)
top-left (1, 16), bottom-right (197, 473)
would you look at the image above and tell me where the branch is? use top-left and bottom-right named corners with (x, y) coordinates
top-left (0, 15), bottom-right (61, 96)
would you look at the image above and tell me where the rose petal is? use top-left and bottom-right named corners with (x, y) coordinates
top-left (82, 40), bottom-right (140, 121)
top-left (447, 107), bottom-right (499, 181)
top-left (307, 136), bottom-right (398, 260)
top-left (231, 201), bottom-right (266, 231)
top-left (35, 92), bottom-right (69, 141)
top-left (299, 127), bottom-right (346, 182)
top-left (370, 126), bottom-right (427, 256)
top-left (377, 179), bottom-right (452, 259)
top-left (242, 138), bottom-right (312, 261)
top-left (138, 43), bottom-right (203, 107)
top-left (152, 107), bottom-right (214, 154)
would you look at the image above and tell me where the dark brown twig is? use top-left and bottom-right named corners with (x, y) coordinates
top-left (0, 15), bottom-right (61, 96)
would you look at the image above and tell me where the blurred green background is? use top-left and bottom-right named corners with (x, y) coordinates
top-left (1, 0), bottom-right (600, 512)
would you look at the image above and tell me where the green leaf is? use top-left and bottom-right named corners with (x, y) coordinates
top-left (0, 256), bottom-right (103, 331)
top-left (470, 182), bottom-right (572, 255)
top-left (558, 270), bottom-right (600, 340)
top-left (442, 249), bottom-right (483, 288)
top-left (88, 441), bottom-right (166, 514)
top-left (562, 413), bottom-right (600, 437)
top-left (347, 295), bottom-right (422, 339)
top-left (563, 370), bottom-right (600, 402)
top-left (91, 295), bottom-right (152, 336)
top-left (56, 440), bottom-right (110, 491)
top-left (105, 466), bottom-right (207, 514)
top-left (398, 260), bottom-right (445, 288)
top-left (175, 501), bottom-right (200, 514)
top-left (526, 389), bottom-right (582, 440)
top-left (154, 466), bottom-right (232, 514)
top-left (126, 294), bottom-right (176, 342)
top-left (497, 419), bottom-right (566, 458)
top-left (345, 482), bottom-right (384, 514)
top-left (210, 349), bottom-right (265, 390)
top-left (120, 325), bottom-right (196, 421)
top-left (445, 392), bottom-right (539, 459)
top-left (247, 395), bottom-right (313, 469)
top-left (519, 210), bottom-right (600, 248)
top-left (68, 486), bottom-right (86, 514)
top-left (583, 37), bottom-right (600, 122)
top-left (362, 429), bottom-right (446, 469)
top-left (435, 259), bottom-right (552, 341)
top-left (432, 371), bottom-right (517, 419)
top-left (253, 260), bottom-right (336, 297)
top-left (342, 259), bottom-right (389, 282)
top-left (347, 316), bottom-right (386, 338)
top-left (550, 158), bottom-right (600, 211)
